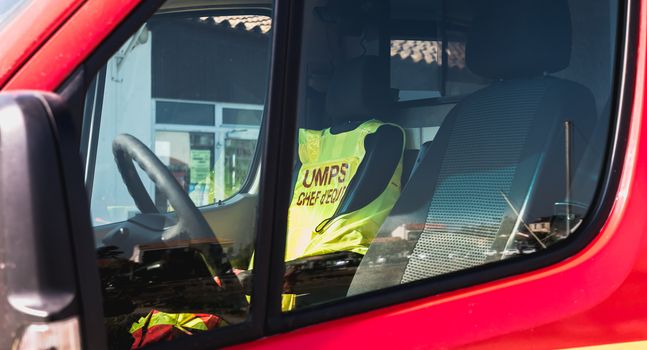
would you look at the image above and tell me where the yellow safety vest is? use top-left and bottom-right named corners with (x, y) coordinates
top-left (130, 310), bottom-right (226, 348)
top-left (281, 119), bottom-right (404, 310)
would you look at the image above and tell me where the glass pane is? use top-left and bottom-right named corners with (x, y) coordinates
top-left (390, 40), bottom-right (443, 100)
top-left (223, 108), bottom-right (263, 125)
top-left (281, 0), bottom-right (619, 312)
top-left (391, 37), bottom-right (487, 100)
top-left (81, 8), bottom-right (272, 349)
top-left (224, 138), bottom-right (258, 197)
top-left (156, 101), bottom-right (215, 126)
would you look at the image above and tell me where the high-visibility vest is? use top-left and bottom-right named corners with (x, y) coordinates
top-left (287, 119), bottom-right (403, 259)
top-left (130, 310), bottom-right (226, 349)
top-left (280, 119), bottom-right (404, 310)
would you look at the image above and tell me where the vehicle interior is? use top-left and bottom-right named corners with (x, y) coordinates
top-left (81, 0), bottom-right (618, 347)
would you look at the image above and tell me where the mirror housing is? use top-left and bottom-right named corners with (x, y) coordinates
top-left (0, 92), bottom-right (106, 350)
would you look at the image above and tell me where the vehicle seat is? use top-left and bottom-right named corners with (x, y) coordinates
top-left (348, 0), bottom-right (597, 295)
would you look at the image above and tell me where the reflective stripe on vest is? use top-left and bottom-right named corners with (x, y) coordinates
top-left (130, 310), bottom-right (226, 349)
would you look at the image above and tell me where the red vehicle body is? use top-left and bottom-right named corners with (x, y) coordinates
top-left (1, 0), bottom-right (646, 349)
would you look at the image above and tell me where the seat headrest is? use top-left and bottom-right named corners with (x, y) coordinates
top-left (466, 0), bottom-right (572, 79)
top-left (325, 56), bottom-right (393, 122)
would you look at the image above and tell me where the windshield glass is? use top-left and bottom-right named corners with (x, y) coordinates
top-left (0, 0), bottom-right (32, 32)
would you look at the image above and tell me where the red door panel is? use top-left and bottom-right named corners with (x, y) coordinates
top-left (3, 0), bottom-right (143, 91)
top-left (0, 0), bottom-right (82, 88)
top-left (2, 0), bottom-right (645, 348)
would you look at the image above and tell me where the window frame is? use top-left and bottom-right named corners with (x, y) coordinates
top-left (262, 0), bottom-right (638, 336)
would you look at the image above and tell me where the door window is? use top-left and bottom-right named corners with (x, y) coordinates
top-left (280, 0), bottom-right (619, 312)
top-left (82, 9), bottom-right (272, 349)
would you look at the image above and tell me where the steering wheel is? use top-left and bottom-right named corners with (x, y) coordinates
top-left (111, 133), bottom-right (244, 296)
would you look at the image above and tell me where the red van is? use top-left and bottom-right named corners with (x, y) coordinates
top-left (0, 0), bottom-right (644, 349)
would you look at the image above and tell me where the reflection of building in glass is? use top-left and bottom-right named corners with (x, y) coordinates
top-left (150, 16), bottom-right (270, 207)
top-left (392, 223), bottom-right (439, 242)
top-left (154, 100), bottom-right (261, 208)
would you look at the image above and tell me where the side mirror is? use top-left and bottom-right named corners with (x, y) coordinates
top-left (0, 92), bottom-right (106, 350)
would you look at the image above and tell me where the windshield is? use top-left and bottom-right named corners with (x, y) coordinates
top-left (0, 0), bottom-right (31, 32)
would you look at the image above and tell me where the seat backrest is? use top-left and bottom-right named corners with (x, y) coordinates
top-left (285, 57), bottom-right (405, 261)
top-left (348, 0), bottom-right (597, 295)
